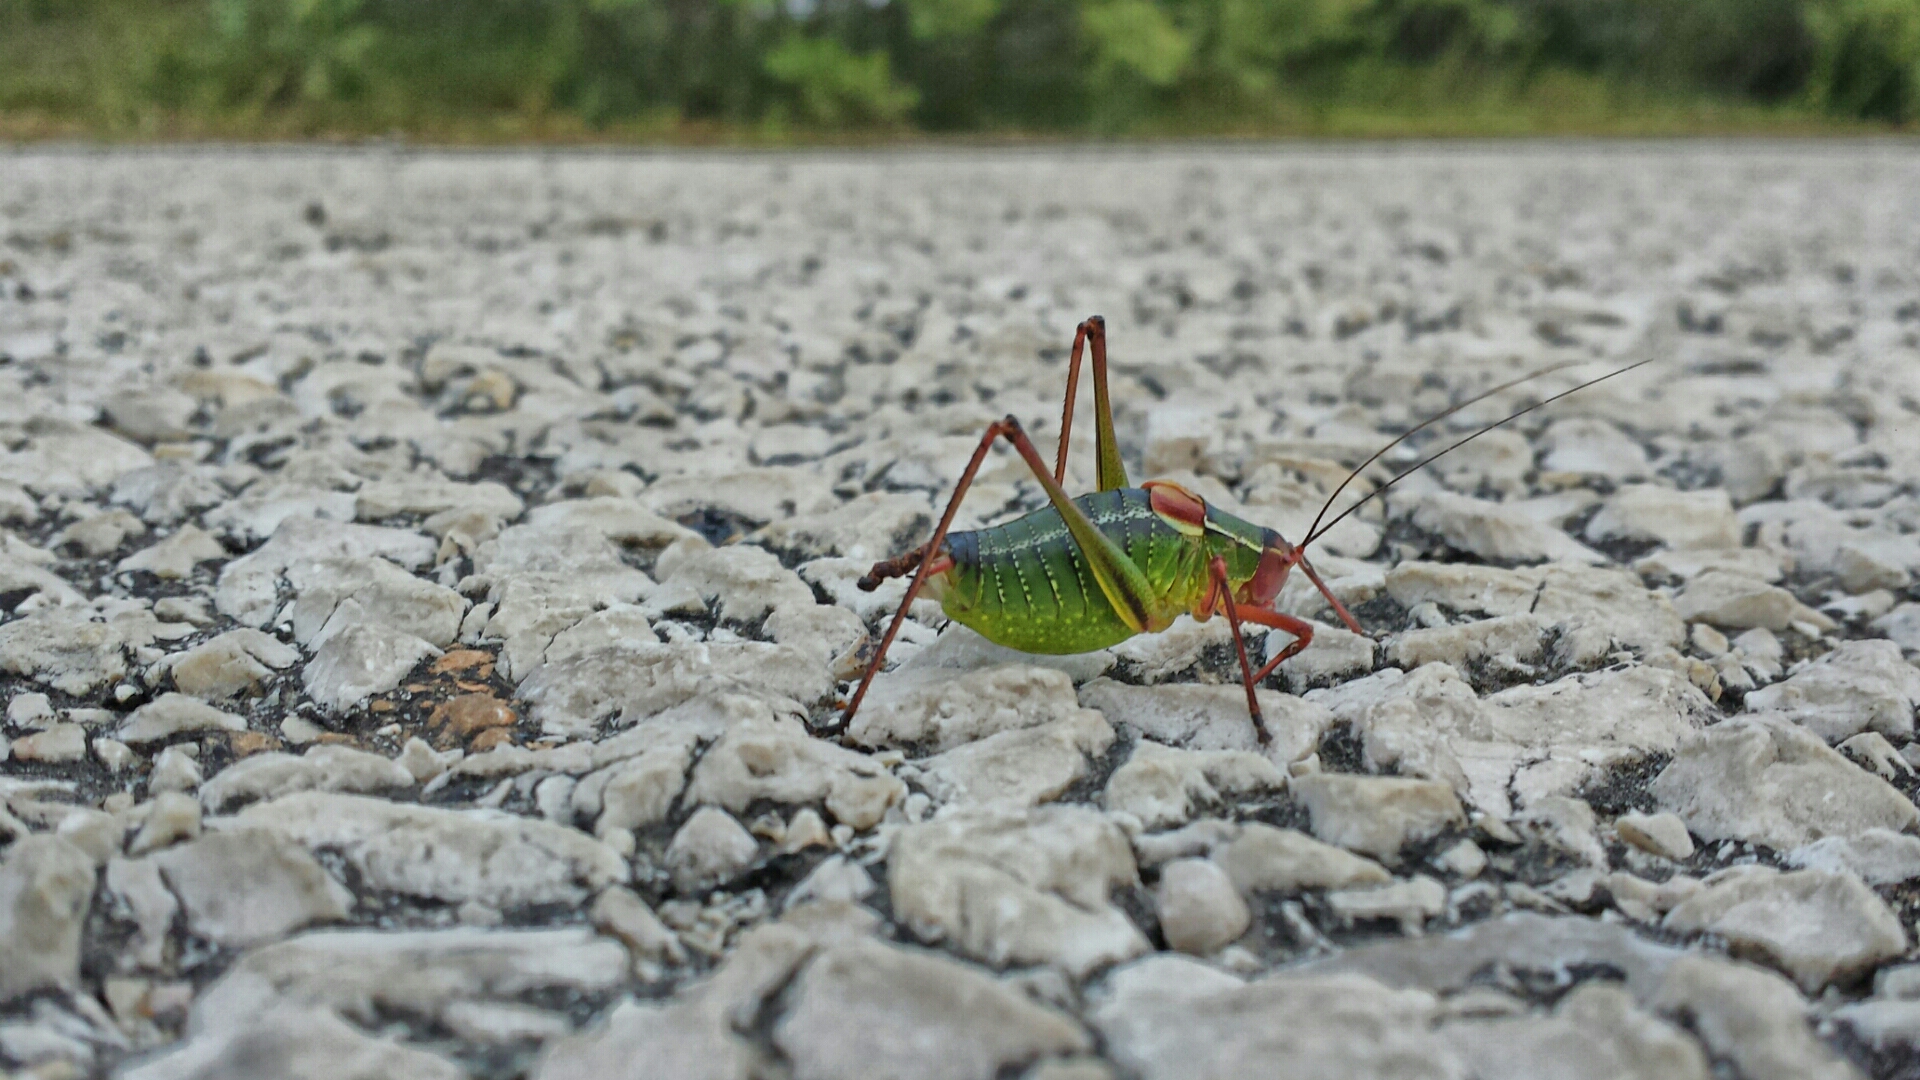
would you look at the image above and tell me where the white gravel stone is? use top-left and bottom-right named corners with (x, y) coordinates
top-left (773, 937), bottom-right (1093, 1080)
top-left (1650, 714), bottom-right (1918, 850)
top-left (1291, 772), bottom-right (1466, 862)
top-left (0, 836), bottom-right (95, 1003)
top-left (888, 807), bottom-right (1148, 977)
top-left (1406, 490), bottom-right (1605, 565)
top-left (1744, 638), bottom-right (1920, 743)
top-left (1383, 613), bottom-right (1545, 672)
top-left (1614, 811), bottom-right (1695, 861)
top-left (300, 614), bottom-right (441, 712)
top-left (685, 714), bottom-right (905, 830)
top-left (1078, 679), bottom-right (1332, 765)
top-left (215, 515), bottom-right (437, 626)
top-left (1101, 740), bottom-right (1283, 829)
top-left (917, 710), bottom-right (1115, 808)
top-left (1673, 570), bottom-right (1837, 633)
top-left (1664, 866), bottom-right (1906, 992)
top-left (1785, 828), bottom-right (1920, 886)
top-left (150, 829), bottom-right (354, 945)
top-left (149, 743), bottom-right (203, 794)
top-left (0, 607), bottom-right (135, 695)
top-left (666, 807), bottom-right (760, 892)
top-left (1586, 484), bottom-right (1740, 550)
top-left (127, 791), bottom-right (202, 856)
top-left (235, 791), bottom-right (629, 906)
top-left (288, 556), bottom-right (467, 647)
top-left (163, 627), bottom-right (300, 700)
top-left (1211, 823), bottom-right (1391, 895)
top-left (1093, 959), bottom-right (1463, 1080)
top-left (1326, 874), bottom-right (1448, 935)
top-left (200, 744), bottom-right (418, 811)
top-left (117, 693), bottom-right (246, 745)
top-left (1155, 858), bottom-right (1251, 954)
top-left (10, 722), bottom-right (87, 763)
top-left (590, 885), bottom-right (687, 969)
top-left (116, 524), bottom-right (228, 579)
top-left (518, 640), bottom-right (830, 737)
top-left (850, 664), bottom-right (1088, 752)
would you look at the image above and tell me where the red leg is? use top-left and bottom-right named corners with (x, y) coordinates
top-left (1209, 555), bottom-right (1272, 745)
top-left (839, 419), bottom-right (1022, 731)
top-left (1297, 554), bottom-right (1363, 636)
top-left (1052, 315), bottom-right (1128, 492)
top-left (1233, 603), bottom-right (1322, 683)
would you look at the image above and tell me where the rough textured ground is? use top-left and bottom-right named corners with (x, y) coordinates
top-left (2, 143), bottom-right (1920, 1080)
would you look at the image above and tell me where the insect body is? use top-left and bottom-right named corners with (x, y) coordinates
top-left (839, 315), bottom-right (1648, 743)
top-left (921, 486), bottom-right (1297, 656)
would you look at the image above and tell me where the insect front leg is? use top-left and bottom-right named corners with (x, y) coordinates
top-left (1207, 555), bottom-right (1273, 745)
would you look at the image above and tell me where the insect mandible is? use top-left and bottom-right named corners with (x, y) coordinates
top-left (838, 316), bottom-right (1651, 742)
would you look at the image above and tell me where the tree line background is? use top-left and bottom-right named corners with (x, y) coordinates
top-left (3, 0), bottom-right (1917, 139)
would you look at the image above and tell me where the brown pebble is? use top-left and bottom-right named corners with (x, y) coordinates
top-left (369, 700), bottom-right (396, 713)
top-left (432, 649), bottom-right (494, 675)
top-left (228, 731), bottom-right (281, 757)
top-left (469, 728), bottom-right (515, 752)
top-left (430, 693), bottom-right (517, 737)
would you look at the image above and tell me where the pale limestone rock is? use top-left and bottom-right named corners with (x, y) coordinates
top-left (684, 715), bottom-right (904, 830)
top-left (1744, 639), bottom-right (1920, 743)
top-left (1586, 484), bottom-right (1739, 550)
top-left (1614, 811), bottom-right (1695, 861)
top-left (888, 807), bottom-right (1148, 977)
top-left (0, 836), bottom-right (95, 1003)
top-left (1326, 875), bottom-right (1447, 934)
top-left (773, 937), bottom-right (1093, 1080)
top-left (1101, 740), bottom-right (1284, 829)
top-left (1673, 570), bottom-right (1837, 633)
top-left (1385, 561), bottom-right (1539, 616)
top-left (1444, 982), bottom-right (1710, 1080)
top-left (1078, 679), bottom-right (1332, 765)
top-left (1407, 490), bottom-right (1605, 565)
top-left (1538, 417), bottom-right (1648, 480)
top-left (1650, 715), bottom-right (1918, 850)
top-left (166, 628), bottom-right (299, 699)
top-left (150, 744), bottom-right (203, 794)
top-left (0, 607), bottom-right (133, 695)
top-left (654, 541), bottom-right (815, 623)
top-left (1093, 959), bottom-right (1464, 1080)
top-left (591, 885), bottom-right (687, 968)
top-left (666, 807), bottom-right (760, 892)
top-left (151, 829), bottom-right (354, 945)
top-left (117, 693), bottom-right (246, 745)
top-left (850, 664), bottom-right (1086, 752)
top-left (200, 744), bottom-right (417, 812)
top-left (288, 556), bottom-right (467, 647)
top-left (353, 476), bottom-right (524, 521)
top-left (1385, 613), bottom-right (1546, 672)
top-left (1155, 859), bottom-right (1251, 954)
top-left (10, 722), bottom-right (86, 763)
top-left (916, 711), bottom-right (1115, 808)
top-left (1215, 822), bottom-right (1392, 896)
top-left (215, 515), bottom-right (437, 626)
top-left (1291, 772), bottom-right (1465, 862)
top-left (1664, 866), bottom-right (1906, 991)
top-left (127, 791), bottom-right (202, 856)
top-left (105, 856), bottom-right (176, 970)
top-left (1275, 621), bottom-right (1376, 691)
top-left (235, 791), bottom-right (629, 906)
top-left (116, 524), bottom-right (228, 579)
top-left (519, 640), bottom-right (830, 737)
top-left (301, 613), bottom-right (441, 712)
top-left (1785, 828), bottom-right (1920, 886)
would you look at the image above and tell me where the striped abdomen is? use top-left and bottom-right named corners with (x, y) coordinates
top-left (933, 488), bottom-right (1207, 654)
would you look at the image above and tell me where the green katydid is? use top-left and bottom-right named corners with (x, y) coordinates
top-left (840, 316), bottom-right (1652, 742)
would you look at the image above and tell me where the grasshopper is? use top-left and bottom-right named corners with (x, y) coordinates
top-left (841, 316), bottom-right (1650, 742)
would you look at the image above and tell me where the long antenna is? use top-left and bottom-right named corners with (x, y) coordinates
top-left (1301, 360), bottom-right (1586, 543)
top-left (1302, 357), bottom-right (1657, 550)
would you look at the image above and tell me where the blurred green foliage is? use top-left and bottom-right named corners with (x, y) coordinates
top-left (1, 0), bottom-right (1914, 137)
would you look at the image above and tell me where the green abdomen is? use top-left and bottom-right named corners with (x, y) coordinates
top-left (937, 489), bottom-right (1202, 654)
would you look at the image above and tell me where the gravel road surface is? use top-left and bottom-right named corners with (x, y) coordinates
top-left (3, 143), bottom-right (1920, 1079)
